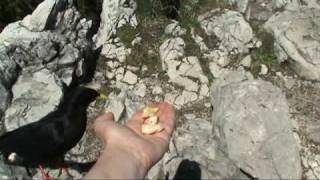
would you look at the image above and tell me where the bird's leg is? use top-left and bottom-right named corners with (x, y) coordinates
top-left (58, 164), bottom-right (73, 178)
top-left (39, 165), bottom-right (52, 180)
top-left (25, 166), bottom-right (33, 177)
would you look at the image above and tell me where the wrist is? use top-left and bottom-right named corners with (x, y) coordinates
top-left (104, 144), bottom-right (149, 177)
top-left (85, 144), bottom-right (149, 179)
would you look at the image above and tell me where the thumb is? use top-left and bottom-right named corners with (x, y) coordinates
top-left (94, 112), bottom-right (116, 142)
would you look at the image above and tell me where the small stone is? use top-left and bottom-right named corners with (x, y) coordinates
top-left (159, 38), bottom-right (185, 68)
top-left (133, 83), bottom-right (147, 97)
top-left (175, 91), bottom-right (198, 106)
top-left (152, 86), bottom-right (163, 95)
top-left (276, 72), bottom-right (283, 77)
top-left (184, 113), bottom-right (196, 120)
top-left (209, 62), bottom-right (229, 78)
top-left (259, 64), bottom-right (268, 75)
top-left (104, 91), bottom-right (126, 122)
top-left (171, 76), bottom-right (198, 92)
top-left (164, 93), bottom-right (178, 105)
top-left (131, 37), bottom-right (142, 46)
top-left (205, 103), bottom-right (211, 108)
top-left (122, 70), bottom-right (138, 85)
top-left (165, 21), bottom-right (187, 36)
top-left (105, 70), bottom-right (115, 79)
top-left (217, 56), bottom-right (230, 67)
top-left (101, 43), bottom-right (131, 63)
top-left (142, 65), bottom-right (148, 72)
top-left (127, 65), bottom-right (139, 72)
top-left (106, 61), bottom-right (120, 69)
top-left (255, 40), bottom-right (262, 48)
top-left (240, 55), bottom-right (252, 68)
top-left (115, 67), bottom-right (125, 81)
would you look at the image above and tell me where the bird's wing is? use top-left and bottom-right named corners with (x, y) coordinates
top-left (0, 115), bottom-right (67, 163)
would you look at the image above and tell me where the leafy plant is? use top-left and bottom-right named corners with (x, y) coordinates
top-left (117, 24), bottom-right (139, 46)
top-left (254, 48), bottom-right (277, 65)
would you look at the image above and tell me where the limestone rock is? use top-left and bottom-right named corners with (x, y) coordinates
top-left (160, 38), bottom-right (205, 94)
top-left (0, 84), bottom-right (10, 119)
top-left (101, 40), bottom-right (131, 62)
top-left (103, 91), bottom-right (127, 122)
top-left (94, 0), bottom-right (137, 47)
top-left (122, 70), bottom-right (138, 85)
top-left (159, 37), bottom-right (185, 68)
top-left (211, 70), bottom-right (302, 179)
top-left (174, 91), bottom-right (198, 106)
top-left (21, 0), bottom-right (67, 32)
top-left (0, 5), bottom-right (92, 85)
top-left (306, 121), bottom-right (320, 144)
top-left (240, 55), bottom-right (252, 68)
top-left (0, 45), bottom-right (19, 88)
top-left (264, 7), bottom-right (320, 81)
top-left (152, 86), bottom-right (163, 95)
top-left (165, 21), bottom-right (187, 36)
top-left (209, 62), bottom-right (230, 78)
top-left (224, 0), bottom-right (249, 13)
top-left (199, 10), bottom-right (254, 54)
top-left (4, 69), bottom-right (63, 131)
top-left (259, 64), bottom-right (268, 75)
top-left (147, 115), bottom-right (245, 179)
top-left (64, 131), bottom-right (103, 163)
top-left (134, 83), bottom-right (147, 97)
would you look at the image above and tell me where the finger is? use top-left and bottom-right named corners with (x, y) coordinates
top-left (94, 112), bottom-right (116, 141)
top-left (95, 112), bottom-right (115, 122)
top-left (157, 102), bottom-right (176, 136)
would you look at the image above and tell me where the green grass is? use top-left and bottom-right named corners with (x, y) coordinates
top-left (178, 0), bottom-right (234, 30)
top-left (136, 0), bottom-right (153, 16)
top-left (254, 48), bottom-right (277, 65)
top-left (178, 0), bottom-right (201, 29)
top-left (116, 24), bottom-right (139, 47)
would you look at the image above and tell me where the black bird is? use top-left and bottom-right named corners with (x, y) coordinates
top-left (0, 85), bottom-right (100, 177)
top-left (69, 46), bottom-right (102, 89)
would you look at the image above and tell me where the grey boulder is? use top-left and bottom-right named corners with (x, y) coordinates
top-left (21, 0), bottom-right (67, 32)
top-left (211, 70), bottom-right (302, 179)
top-left (4, 69), bottom-right (63, 131)
top-left (264, 7), bottom-right (320, 81)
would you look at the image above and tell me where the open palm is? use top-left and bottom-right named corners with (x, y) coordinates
top-left (94, 102), bottom-right (176, 170)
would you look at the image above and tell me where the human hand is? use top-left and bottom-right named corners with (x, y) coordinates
top-left (85, 102), bottom-right (176, 179)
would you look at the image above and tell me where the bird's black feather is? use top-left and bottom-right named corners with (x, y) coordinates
top-left (0, 86), bottom-right (99, 167)
top-left (69, 46), bottom-right (102, 88)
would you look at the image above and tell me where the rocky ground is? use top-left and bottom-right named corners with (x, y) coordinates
top-left (0, 0), bottom-right (320, 179)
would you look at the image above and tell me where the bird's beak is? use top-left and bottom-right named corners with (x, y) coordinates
top-left (96, 93), bottom-right (108, 101)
